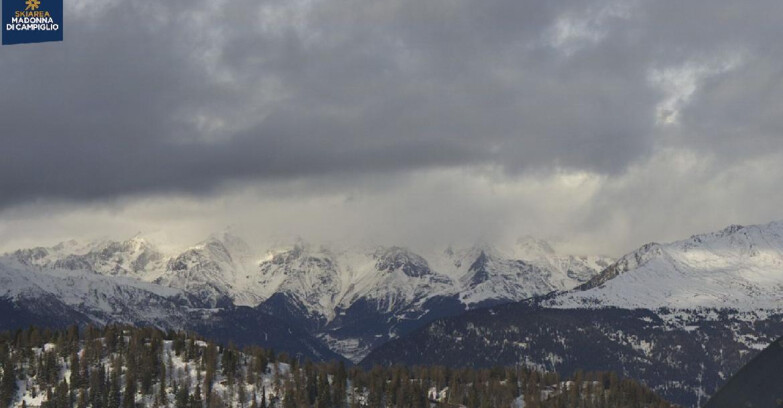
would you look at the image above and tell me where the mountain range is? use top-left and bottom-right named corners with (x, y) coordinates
top-left (4, 221), bottom-right (783, 406)
top-left (363, 221), bottom-right (783, 406)
top-left (0, 232), bottom-right (610, 361)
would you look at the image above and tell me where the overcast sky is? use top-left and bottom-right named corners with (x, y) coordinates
top-left (1, 0), bottom-right (783, 256)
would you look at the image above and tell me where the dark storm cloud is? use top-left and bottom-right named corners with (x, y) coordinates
top-left (1, 0), bottom-right (781, 207)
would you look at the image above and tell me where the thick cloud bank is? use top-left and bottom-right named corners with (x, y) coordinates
top-left (1, 0), bottom-right (782, 254)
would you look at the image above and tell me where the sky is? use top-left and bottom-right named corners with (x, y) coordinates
top-left (1, 0), bottom-right (783, 256)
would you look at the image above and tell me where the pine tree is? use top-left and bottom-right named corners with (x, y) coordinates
top-left (175, 382), bottom-right (189, 408)
top-left (158, 359), bottom-right (168, 405)
top-left (237, 378), bottom-right (247, 408)
top-left (304, 361), bottom-right (317, 405)
top-left (0, 354), bottom-right (17, 408)
top-left (190, 384), bottom-right (203, 408)
top-left (315, 371), bottom-right (330, 408)
top-left (89, 364), bottom-right (106, 408)
top-left (332, 361), bottom-right (347, 408)
top-left (77, 389), bottom-right (88, 408)
top-left (107, 363), bottom-right (121, 408)
top-left (69, 352), bottom-right (81, 390)
top-left (122, 362), bottom-right (137, 408)
top-left (282, 383), bottom-right (296, 408)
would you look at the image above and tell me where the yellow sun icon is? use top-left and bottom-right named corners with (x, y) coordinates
top-left (25, 0), bottom-right (41, 11)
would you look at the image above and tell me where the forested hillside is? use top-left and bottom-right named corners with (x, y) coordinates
top-left (0, 326), bottom-right (674, 408)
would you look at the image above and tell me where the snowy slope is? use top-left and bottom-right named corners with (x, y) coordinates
top-left (12, 232), bottom-right (265, 308)
top-left (513, 237), bottom-right (613, 287)
top-left (253, 239), bottom-right (603, 327)
top-left (451, 246), bottom-right (557, 306)
top-left (10, 333), bottom-right (294, 408)
top-left (319, 247), bottom-right (461, 360)
top-left (13, 237), bottom-right (167, 281)
top-left (0, 253), bottom-right (189, 327)
top-left (336, 246), bottom-right (455, 311)
top-left (155, 232), bottom-right (263, 307)
top-left (255, 242), bottom-right (348, 328)
top-left (549, 221), bottom-right (783, 311)
top-left (424, 243), bottom-right (611, 307)
top-left (254, 243), bottom-right (459, 359)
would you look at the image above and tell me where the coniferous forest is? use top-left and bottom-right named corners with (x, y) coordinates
top-left (0, 325), bottom-right (675, 408)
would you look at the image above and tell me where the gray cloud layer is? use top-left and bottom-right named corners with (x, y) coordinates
top-left (1, 0), bottom-right (782, 254)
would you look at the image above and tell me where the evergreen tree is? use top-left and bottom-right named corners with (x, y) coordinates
top-left (88, 364), bottom-right (106, 408)
top-left (238, 381), bottom-right (248, 408)
top-left (159, 359), bottom-right (168, 406)
top-left (122, 365), bottom-right (137, 408)
top-left (107, 362), bottom-right (122, 408)
top-left (190, 384), bottom-right (203, 408)
top-left (332, 361), bottom-right (347, 408)
top-left (69, 352), bottom-right (81, 390)
top-left (315, 371), bottom-right (330, 408)
top-left (174, 382), bottom-right (190, 408)
top-left (0, 354), bottom-right (17, 408)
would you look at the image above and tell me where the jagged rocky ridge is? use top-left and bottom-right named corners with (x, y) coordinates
top-left (1, 233), bottom-right (610, 362)
top-left (362, 221), bottom-right (783, 407)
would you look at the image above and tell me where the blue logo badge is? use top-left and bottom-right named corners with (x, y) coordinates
top-left (3, 0), bottom-right (63, 45)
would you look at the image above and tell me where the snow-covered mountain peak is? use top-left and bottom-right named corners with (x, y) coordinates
top-left (720, 224), bottom-right (745, 235)
top-left (514, 236), bottom-right (557, 258)
top-left (50, 239), bottom-right (81, 253)
top-left (256, 241), bottom-right (345, 322)
top-left (196, 231), bottom-right (252, 258)
top-left (154, 233), bottom-right (260, 306)
top-left (12, 238), bottom-right (95, 266)
top-left (433, 243), bottom-right (500, 273)
top-left (577, 242), bottom-right (662, 290)
top-left (262, 240), bottom-right (341, 269)
top-left (11, 237), bottom-right (167, 280)
top-left (372, 246), bottom-right (433, 278)
top-left (463, 250), bottom-right (494, 286)
top-left (551, 220), bottom-right (783, 311)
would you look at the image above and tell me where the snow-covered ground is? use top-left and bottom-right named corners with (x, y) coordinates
top-left (13, 339), bottom-right (291, 408)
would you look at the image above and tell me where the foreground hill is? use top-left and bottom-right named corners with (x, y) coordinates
top-left (0, 325), bottom-right (675, 408)
top-left (704, 336), bottom-right (783, 408)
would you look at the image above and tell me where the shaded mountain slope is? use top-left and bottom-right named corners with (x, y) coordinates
top-left (704, 336), bottom-right (783, 408)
